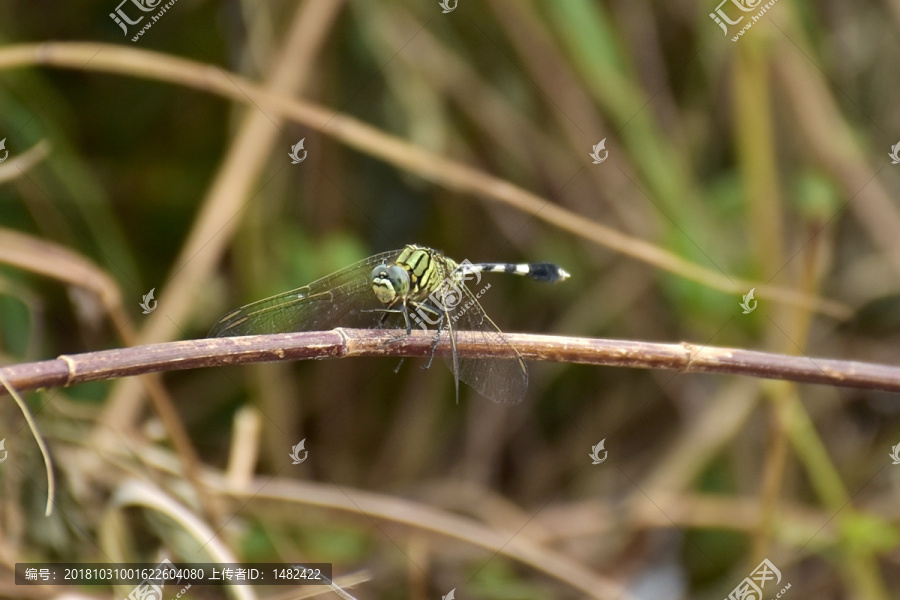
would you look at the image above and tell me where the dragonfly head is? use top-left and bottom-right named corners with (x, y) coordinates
top-left (371, 264), bottom-right (410, 305)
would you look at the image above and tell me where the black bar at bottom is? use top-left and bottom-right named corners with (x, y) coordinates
top-left (16, 563), bottom-right (332, 586)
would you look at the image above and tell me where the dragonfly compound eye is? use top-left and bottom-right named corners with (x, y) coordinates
top-left (371, 264), bottom-right (410, 304)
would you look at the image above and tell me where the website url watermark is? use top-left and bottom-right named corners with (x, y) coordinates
top-left (109, 0), bottom-right (182, 42)
top-left (709, 0), bottom-right (781, 42)
top-left (409, 260), bottom-right (491, 331)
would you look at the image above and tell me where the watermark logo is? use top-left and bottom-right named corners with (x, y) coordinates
top-left (409, 260), bottom-right (490, 331)
top-left (709, 0), bottom-right (756, 34)
top-left (0, 138), bottom-right (8, 163)
top-left (124, 558), bottom-right (191, 600)
top-left (710, 0), bottom-right (780, 41)
top-left (740, 288), bottom-right (757, 314)
top-left (589, 439), bottom-right (608, 464)
top-left (890, 443), bottom-right (900, 465)
top-left (724, 558), bottom-right (789, 600)
top-left (289, 139), bottom-right (307, 164)
top-left (442, 588), bottom-right (456, 600)
top-left (110, 0), bottom-right (181, 42)
top-left (0, 439), bottom-right (7, 463)
top-left (589, 139), bottom-right (608, 164)
top-left (110, 0), bottom-right (159, 35)
top-left (140, 288), bottom-right (157, 314)
top-left (438, 0), bottom-right (457, 14)
top-left (889, 141), bottom-right (900, 165)
top-left (124, 557), bottom-right (189, 600)
top-left (290, 439), bottom-right (308, 464)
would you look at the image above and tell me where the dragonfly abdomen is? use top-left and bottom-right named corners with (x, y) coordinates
top-left (465, 262), bottom-right (570, 283)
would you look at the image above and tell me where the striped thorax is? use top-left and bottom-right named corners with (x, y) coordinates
top-left (370, 245), bottom-right (459, 307)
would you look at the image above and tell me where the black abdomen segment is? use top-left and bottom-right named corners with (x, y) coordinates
top-left (468, 262), bottom-right (570, 283)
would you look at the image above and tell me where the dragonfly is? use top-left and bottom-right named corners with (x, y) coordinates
top-left (209, 244), bottom-right (569, 404)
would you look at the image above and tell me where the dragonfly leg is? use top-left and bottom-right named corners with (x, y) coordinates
top-left (363, 305), bottom-right (411, 373)
top-left (422, 320), bottom-right (444, 370)
top-left (363, 304), bottom-right (413, 343)
top-left (409, 301), bottom-right (445, 370)
top-left (412, 300), bottom-right (459, 403)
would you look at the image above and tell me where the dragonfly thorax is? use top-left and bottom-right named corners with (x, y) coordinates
top-left (395, 245), bottom-right (458, 300)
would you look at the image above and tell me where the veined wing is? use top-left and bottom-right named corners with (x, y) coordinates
top-left (439, 282), bottom-right (528, 405)
top-left (209, 249), bottom-right (406, 337)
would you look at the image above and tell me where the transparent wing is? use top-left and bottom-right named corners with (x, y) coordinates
top-left (209, 249), bottom-right (406, 337)
top-left (432, 282), bottom-right (528, 405)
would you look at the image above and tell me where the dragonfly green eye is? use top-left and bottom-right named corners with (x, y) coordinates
top-left (371, 264), bottom-right (410, 304)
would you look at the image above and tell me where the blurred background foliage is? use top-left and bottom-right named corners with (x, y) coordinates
top-left (1, 0), bottom-right (900, 598)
